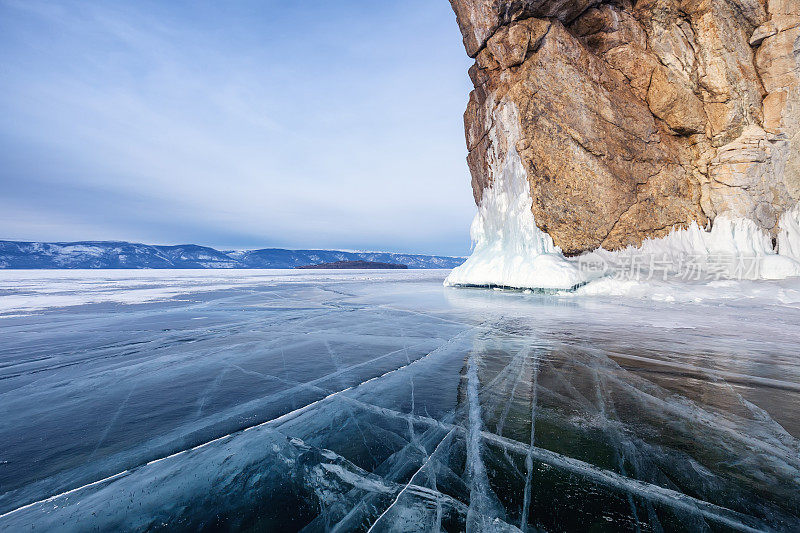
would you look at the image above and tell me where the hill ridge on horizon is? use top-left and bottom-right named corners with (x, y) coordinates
top-left (0, 240), bottom-right (466, 270)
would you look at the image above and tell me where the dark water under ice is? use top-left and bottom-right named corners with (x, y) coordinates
top-left (0, 271), bottom-right (798, 532)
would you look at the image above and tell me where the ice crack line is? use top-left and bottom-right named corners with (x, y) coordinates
top-left (520, 348), bottom-right (539, 532)
top-left (334, 398), bottom-right (767, 533)
top-left (0, 330), bottom-right (473, 521)
top-left (465, 347), bottom-right (504, 532)
top-left (365, 428), bottom-right (457, 532)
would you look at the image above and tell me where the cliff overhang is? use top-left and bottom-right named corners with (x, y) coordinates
top-left (450, 0), bottom-right (800, 255)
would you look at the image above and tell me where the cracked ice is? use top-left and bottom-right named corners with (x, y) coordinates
top-left (0, 270), bottom-right (799, 531)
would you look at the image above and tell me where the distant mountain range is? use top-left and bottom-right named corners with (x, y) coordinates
top-left (0, 241), bottom-right (466, 269)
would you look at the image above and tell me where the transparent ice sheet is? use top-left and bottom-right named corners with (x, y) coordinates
top-left (1, 271), bottom-right (798, 531)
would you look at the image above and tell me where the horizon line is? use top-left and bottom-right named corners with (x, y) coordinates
top-left (0, 238), bottom-right (468, 258)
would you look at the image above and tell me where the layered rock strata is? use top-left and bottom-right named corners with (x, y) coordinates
top-left (450, 0), bottom-right (800, 254)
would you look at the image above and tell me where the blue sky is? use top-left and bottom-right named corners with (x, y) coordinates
top-left (0, 0), bottom-right (475, 255)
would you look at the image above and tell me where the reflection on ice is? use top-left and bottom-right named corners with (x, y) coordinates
top-left (0, 271), bottom-right (799, 531)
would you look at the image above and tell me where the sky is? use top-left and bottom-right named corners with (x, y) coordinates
top-left (0, 0), bottom-right (475, 255)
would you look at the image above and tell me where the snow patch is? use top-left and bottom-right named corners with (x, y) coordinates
top-left (0, 269), bottom-right (449, 315)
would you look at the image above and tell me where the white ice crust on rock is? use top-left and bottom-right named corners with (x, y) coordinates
top-left (778, 203), bottom-right (800, 262)
top-left (582, 215), bottom-right (800, 281)
top-left (444, 103), bottom-right (589, 290)
top-left (446, 99), bottom-right (800, 291)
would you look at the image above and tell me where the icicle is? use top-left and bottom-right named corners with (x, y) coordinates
top-left (445, 103), bottom-right (588, 290)
top-left (778, 203), bottom-right (800, 262)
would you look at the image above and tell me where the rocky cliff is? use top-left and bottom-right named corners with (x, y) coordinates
top-left (450, 0), bottom-right (800, 255)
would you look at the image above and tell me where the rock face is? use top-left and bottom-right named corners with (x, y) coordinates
top-left (450, 0), bottom-right (800, 254)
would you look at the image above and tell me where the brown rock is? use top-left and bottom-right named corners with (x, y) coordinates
top-left (450, 0), bottom-right (800, 253)
top-left (487, 23), bottom-right (530, 68)
top-left (449, 0), bottom-right (602, 57)
top-left (602, 44), bottom-right (660, 101)
top-left (507, 20), bottom-right (703, 254)
top-left (449, 0), bottom-right (502, 57)
top-left (647, 66), bottom-right (707, 134)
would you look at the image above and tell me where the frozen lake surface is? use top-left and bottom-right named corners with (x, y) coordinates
top-left (0, 270), bottom-right (799, 532)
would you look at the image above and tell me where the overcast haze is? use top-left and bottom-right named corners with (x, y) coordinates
top-left (0, 0), bottom-right (475, 256)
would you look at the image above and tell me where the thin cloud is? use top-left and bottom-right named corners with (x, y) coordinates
top-left (0, 0), bottom-right (474, 255)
